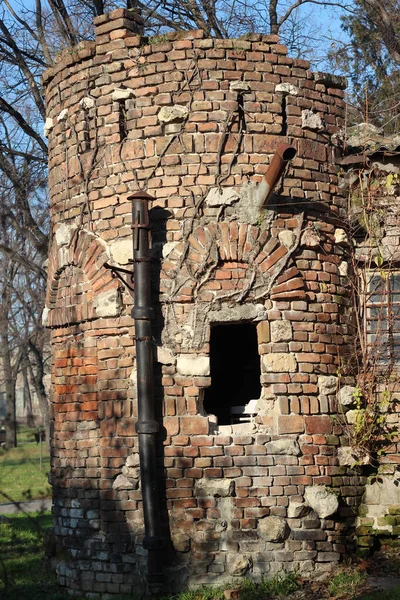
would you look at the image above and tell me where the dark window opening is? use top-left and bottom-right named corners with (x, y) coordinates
top-left (281, 96), bottom-right (287, 136)
top-left (203, 323), bottom-right (261, 425)
top-left (118, 101), bottom-right (128, 141)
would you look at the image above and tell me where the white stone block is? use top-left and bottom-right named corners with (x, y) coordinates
top-left (302, 109), bottom-right (324, 131)
top-left (270, 320), bottom-right (292, 343)
top-left (258, 516), bottom-right (289, 541)
top-left (275, 83), bottom-right (298, 96)
top-left (263, 353), bottom-right (297, 373)
top-left (195, 478), bottom-right (233, 497)
top-left (205, 187), bottom-right (240, 207)
top-left (177, 355), bottom-right (210, 376)
top-left (44, 118), bottom-right (54, 137)
top-left (278, 230), bottom-right (296, 249)
top-left (55, 222), bottom-right (76, 247)
top-left (94, 289), bottom-right (121, 318)
top-left (112, 88), bottom-right (134, 101)
top-left (318, 375), bottom-right (338, 396)
top-left (57, 109), bottom-right (68, 122)
top-left (266, 439), bottom-right (300, 456)
top-left (109, 238), bottom-right (133, 265)
top-left (304, 485), bottom-right (339, 518)
top-left (79, 96), bottom-right (95, 110)
top-left (230, 81), bottom-right (251, 93)
top-left (155, 346), bottom-right (176, 365)
top-left (158, 105), bottom-right (189, 123)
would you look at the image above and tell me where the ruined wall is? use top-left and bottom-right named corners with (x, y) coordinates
top-left (43, 9), bottom-right (359, 596)
top-left (339, 134), bottom-right (400, 553)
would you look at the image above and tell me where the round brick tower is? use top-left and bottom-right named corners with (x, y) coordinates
top-left (43, 8), bottom-right (358, 596)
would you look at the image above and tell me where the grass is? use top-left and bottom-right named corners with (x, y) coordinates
top-left (159, 573), bottom-right (300, 600)
top-left (0, 425), bottom-right (51, 503)
top-left (329, 567), bottom-right (367, 598)
top-left (0, 511), bottom-right (61, 600)
top-left (0, 512), bottom-right (130, 600)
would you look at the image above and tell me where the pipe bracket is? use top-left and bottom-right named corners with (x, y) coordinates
top-left (136, 420), bottom-right (160, 434)
top-left (131, 306), bottom-right (155, 319)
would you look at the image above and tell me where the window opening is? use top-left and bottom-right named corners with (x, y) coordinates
top-left (366, 271), bottom-right (400, 366)
top-left (80, 107), bottom-right (90, 152)
top-left (203, 323), bottom-right (261, 425)
top-left (118, 100), bottom-right (128, 141)
top-left (281, 96), bottom-right (287, 136)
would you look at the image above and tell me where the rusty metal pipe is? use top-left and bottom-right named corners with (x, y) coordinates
top-left (256, 143), bottom-right (297, 208)
top-left (129, 191), bottom-right (164, 589)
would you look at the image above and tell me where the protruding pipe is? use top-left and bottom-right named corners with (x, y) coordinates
top-left (129, 191), bottom-right (164, 590)
top-left (256, 143), bottom-right (297, 208)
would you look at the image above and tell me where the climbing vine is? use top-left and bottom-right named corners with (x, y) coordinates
top-left (336, 164), bottom-right (400, 465)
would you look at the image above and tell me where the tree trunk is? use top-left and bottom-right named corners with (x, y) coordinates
top-left (1, 333), bottom-right (17, 449)
top-left (22, 357), bottom-right (35, 427)
top-left (27, 343), bottom-right (50, 451)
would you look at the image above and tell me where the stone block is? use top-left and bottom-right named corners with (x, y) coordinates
top-left (337, 385), bottom-right (356, 407)
top-left (172, 532), bottom-right (190, 552)
top-left (112, 474), bottom-right (136, 491)
top-left (230, 81), bottom-right (251, 93)
top-left (288, 502), bottom-right (309, 518)
top-left (94, 289), bottom-right (121, 318)
top-left (266, 439), bottom-right (300, 456)
top-left (154, 346), bottom-right (176, 365)
top-left (177, 355), bottom-right (210, 376)
top-left (158, 105), bottom-right (189, 123)
top-left (318, 375), bottom-right (338, 396)
top-left (258, 516), bottom-right (289, 542)
top-left (112, 88), bottom-right (134, 101)
top-left (334, 228), bottom-right (349, 245)
top-left (109, 238), bottom-right (133, 264)
top-left (44, 117), bottom-right (54, 137)
top-left (195, 478), bottom-right (234, 497)
top-left (270, 321), bottom-right (292, 343)
top-left (205, 187), bottom-right (240, 207)
top-left (275, 83), bottom-right (298, 96)
top-left (304, 486), bottom-right (339, 518)
top-left (55, 223), bottom-right (76, 247)
top-left (263, 353), bottom-right (297, 372)
top-left (229, 556), bottom-right (252, 575)
top-left (278, 230), bottom-right (296, 249)
top-left (301, 109), bottom-right (324, 131)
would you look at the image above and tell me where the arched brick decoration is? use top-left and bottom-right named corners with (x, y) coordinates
top-left (46, 229), bottom-right (118, 327)
top-left (165, 217), bottom-right (305, 303)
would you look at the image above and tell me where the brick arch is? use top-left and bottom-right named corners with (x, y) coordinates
top-left (184, 218), bottom-right (305, 302)
top-left (46, 229), bottom-right (118, 327)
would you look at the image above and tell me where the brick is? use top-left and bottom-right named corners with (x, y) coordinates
top-left (278, 416), bottom-right (305, 434)
top-left (305, 416), bottom-right (332, 435)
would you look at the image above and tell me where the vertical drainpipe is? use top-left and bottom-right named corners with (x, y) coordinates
top-left (129, 191), bottom-right (163, 588)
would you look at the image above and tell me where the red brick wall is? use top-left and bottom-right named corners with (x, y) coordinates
top-left (43, 9), bottom-right (358, 595)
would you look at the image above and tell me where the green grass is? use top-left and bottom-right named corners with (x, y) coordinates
top-left (0, 511), bottom-right (62, 600)
top-left (239, 573), bottom-right (299, 599)
top-left (0, 425), bottom-right (51, 503)
top-left (329, 567), bottom-right (367, 598)
top-left (160, 573), bottom-right (300, 600)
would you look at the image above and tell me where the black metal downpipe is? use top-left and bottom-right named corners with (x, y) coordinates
top-left (129, 191), bottom-right (164, 588)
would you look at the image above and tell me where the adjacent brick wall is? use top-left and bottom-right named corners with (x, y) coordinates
top-left (44, 9), bottom-right (360, 595)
